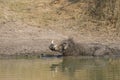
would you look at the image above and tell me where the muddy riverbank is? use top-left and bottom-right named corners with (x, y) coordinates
top-left (0, 0), bottom-right (120, 58)
top-left (0, 21), bottom-right (66, 58)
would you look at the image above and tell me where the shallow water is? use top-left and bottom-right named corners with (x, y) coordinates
top-left (0, 57), bottom-right (120, 80)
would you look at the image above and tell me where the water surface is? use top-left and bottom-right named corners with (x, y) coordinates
top-left (0, 57), bottom-right (120, 80)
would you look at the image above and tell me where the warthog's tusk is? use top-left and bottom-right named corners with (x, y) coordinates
top-left (51, 40), bottom-right (54, 44)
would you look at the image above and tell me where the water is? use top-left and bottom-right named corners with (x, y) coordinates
top-left (0, 57), bottom-right (120, 80)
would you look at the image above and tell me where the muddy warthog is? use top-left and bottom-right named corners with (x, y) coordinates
top-left (49, 38), bottom-right (120, 56)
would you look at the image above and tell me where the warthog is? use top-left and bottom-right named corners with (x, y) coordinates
top-left (49, 38), bottom-right (120, 56)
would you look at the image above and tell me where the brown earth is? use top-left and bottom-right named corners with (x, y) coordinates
top-left (0, 21), bottom-right (67, 57)
top-left (0, 20), bottom-right (119, 58)
top-left (0, 0), bottom-right (120, 58)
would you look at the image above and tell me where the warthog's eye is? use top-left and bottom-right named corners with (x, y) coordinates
top-left (61, 42), bottom-right (67, 46)
top-left (63, 42), bottom-right (67, 45)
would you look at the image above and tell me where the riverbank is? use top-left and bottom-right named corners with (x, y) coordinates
top-left (0, 0), bottom-right (120, 58)
top-left (0, 20), bottom-right (120, 58)
top-left (0, 21), bottom-right (66, 58)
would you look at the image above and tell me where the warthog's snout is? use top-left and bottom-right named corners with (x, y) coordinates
top-left (49, 40), bottom-right (56, 51)
top-left (49, 44), bottom-right (56, 51)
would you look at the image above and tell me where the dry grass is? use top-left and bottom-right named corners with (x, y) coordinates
top-left (0, 0), bottom-right (120, 42)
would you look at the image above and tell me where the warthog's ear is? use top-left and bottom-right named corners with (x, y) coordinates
top-left (68, 37), bottom-right (73, 41)
top-left (51, 40), bottom-right (54, 44)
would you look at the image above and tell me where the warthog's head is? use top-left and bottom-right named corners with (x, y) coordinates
top-left (49, 38), bottom-right (75, 55)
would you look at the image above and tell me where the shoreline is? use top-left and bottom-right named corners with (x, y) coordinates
top-left (0, 21), bottom-right (120, 58)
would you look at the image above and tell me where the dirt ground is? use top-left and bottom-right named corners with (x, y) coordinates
top-left (0, 0), bottom-right (120, 57)
top-left (0, 21), bottom-right (67, 57)
top-left (0, 20), bottom-right (120, 57)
